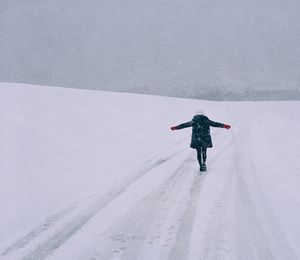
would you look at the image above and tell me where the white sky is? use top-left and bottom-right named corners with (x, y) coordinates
top-left (0, 0), bottom-right (299, 95)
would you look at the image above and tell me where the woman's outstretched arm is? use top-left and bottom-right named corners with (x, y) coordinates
top-left (208, 119), bottom-right (231, 129)
top-left (170, 121), bottom-right (193, 131)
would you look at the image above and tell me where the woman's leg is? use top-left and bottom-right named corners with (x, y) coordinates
top-left (196, 148), bottom-right (203, 166)
top-left (202, 148), bottom-right (207, 165)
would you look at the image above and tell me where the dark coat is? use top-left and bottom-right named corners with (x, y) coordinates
top-left (175, 115), bottom-right (225, 149)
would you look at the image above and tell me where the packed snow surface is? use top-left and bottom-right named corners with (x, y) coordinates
top-left (1, 83), bottom-right (300, 260)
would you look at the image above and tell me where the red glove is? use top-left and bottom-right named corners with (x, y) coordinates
top-left (170, 126), bottom-right (177, 131)
top-left (224, 124), bottom-right (231, 129)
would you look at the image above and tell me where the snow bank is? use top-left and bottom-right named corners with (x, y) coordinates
top-left (1, 83), bottom-right (299, 259)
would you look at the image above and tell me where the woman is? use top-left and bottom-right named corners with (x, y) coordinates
top-left (170, 111), bottom-right (231, 172)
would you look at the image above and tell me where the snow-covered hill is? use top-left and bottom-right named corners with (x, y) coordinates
top-left (1, 83), bottom-right (300, 259)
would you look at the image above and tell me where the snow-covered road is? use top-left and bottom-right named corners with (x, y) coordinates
top-left (1, 83), bottom-right (300, 259)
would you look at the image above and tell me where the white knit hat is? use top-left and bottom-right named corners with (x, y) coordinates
top-left (195, 110), bottom-right (205, 115)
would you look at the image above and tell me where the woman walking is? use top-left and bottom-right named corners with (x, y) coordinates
top-left (170, 111), bottom-right (231, 172)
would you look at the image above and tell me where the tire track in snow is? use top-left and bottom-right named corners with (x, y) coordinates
top-left (166, 131), bottom-right (232, 260)
top-left (201, 119), bottom-right (297, 260)
top-left (2, 147), bottom-right (187, 260)
top-left (245, 125), bottom-right (297, 259)
top-left (89, 143), bottom-right (229, 260)
top-left (234, 123), bottom-right (297, 259)
top-left (166, 172), bottom-right (205, 260)
top-left (192, 127), bottom-right (237, 260)
top-left (199, 165), bottom-right (235, 260)
top-left (1, 202), bottom-right (79, 256)
top-left (197, 117), bottom-right (254, 259)
top-left (88, 153), bottom-right (198, 260)
top-left (233, 138), bottom-right (275, 260)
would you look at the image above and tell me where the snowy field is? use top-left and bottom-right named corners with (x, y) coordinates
top-left (1, 83), bottom-right (300, 260)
